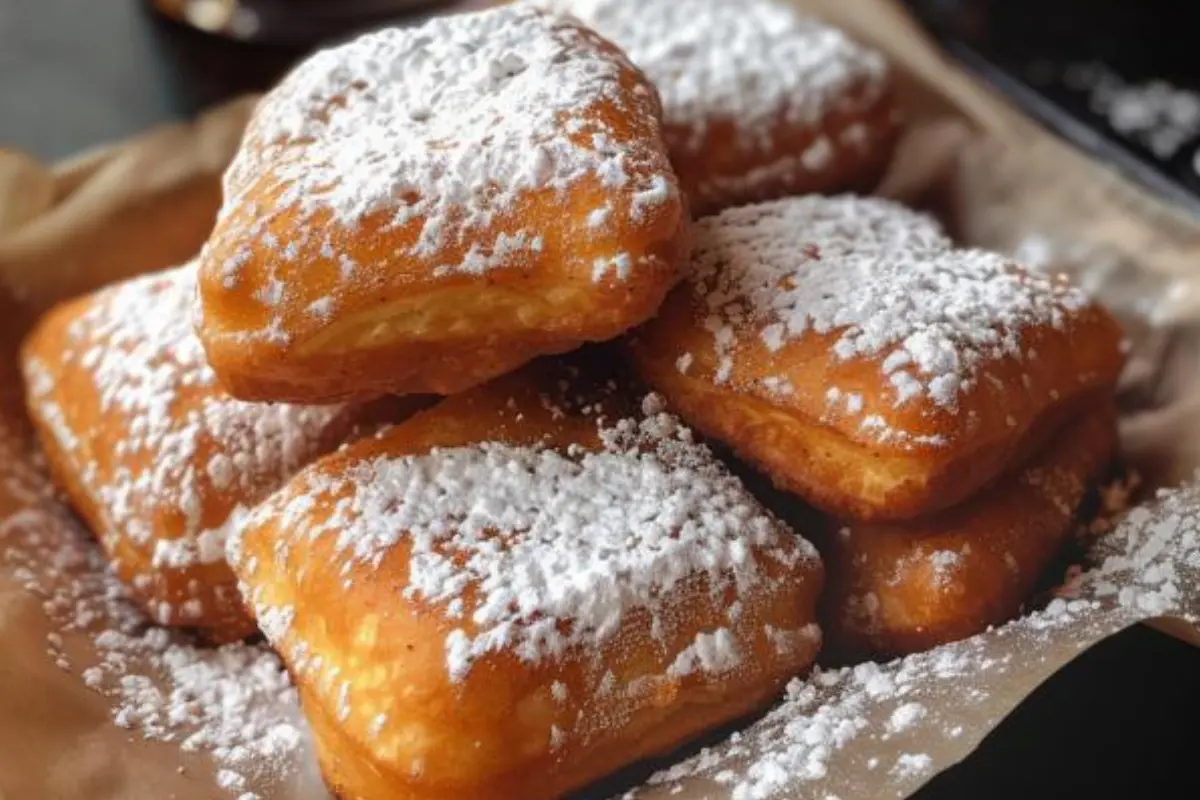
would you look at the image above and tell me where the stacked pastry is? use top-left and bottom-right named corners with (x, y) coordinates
top-left (17, 2), bottom-right (1125, 799)
top-left (21, 264), bottom-right (428, 641)
top-left (628, 195), bottom-right (1124, 658)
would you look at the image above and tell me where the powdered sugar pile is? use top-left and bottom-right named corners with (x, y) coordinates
top-left (1060, 62), bottom-right (1200, 161)
top-left (684, 195), bottom-right (1089, 419)
top-left (533, 0), bottom-right (887, 155)
top-left (234, 395), bottom-right (818, 683)
top-left (0, 424), bottom-right (311, 800)
top-left (626, 478), bottom-right (1200, 799)
top-left (207, 5), bottom-right (675, 339)
top-left (22, 264), bottom-right (347, 624)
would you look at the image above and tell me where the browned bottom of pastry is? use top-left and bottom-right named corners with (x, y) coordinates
top-left (309, 675), bottom-right (789, 800)
top-left (819, 401), bottom-right (1117, 659)
top-left (673, 80), bottom-right (901, 217)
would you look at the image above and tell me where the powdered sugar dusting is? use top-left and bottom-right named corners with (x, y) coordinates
top-left (235, 400), bottom-right (817, 683)
top-left (887, 702), bottom-right (927, 734)
top-left (22, 264), bottom-right (348, 624)
top-left (629, 479), bottom-right (1200, 799)
top-left (1060, 61), bottom-right (1200, 161)
top-left (668, 628), bottom-right (742, 678)
top-left (687, 196), bottom-right (1089, 420)
top-left (533, 0), bottom-right (887, 155)
top-left (928, 550), bottom-right (963, 589)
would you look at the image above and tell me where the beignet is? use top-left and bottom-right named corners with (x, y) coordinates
top-left (196, 6), bottom-right (689, 404)
top-left (533, 0), bottom-right (899, 215)
top-left (228, 365), bottom-right (823, 799)
top-left (21, 264), bottom-right (411, 640)
top-left (821, 401), bottom-right (1117, 658)
top-left (629, 195), bottom-right (1125, 521)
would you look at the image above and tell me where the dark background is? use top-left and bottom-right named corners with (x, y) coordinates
top-left (1, 1), bottom-right (1198, 797)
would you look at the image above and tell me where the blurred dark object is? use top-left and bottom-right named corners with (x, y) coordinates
top-left (916, 623), bottom-right (1200, 798)
top-left (0, 0), bottom-right (490, 160)
top-left (145, 0), bottom-right (492, 111)
top-left (148, 0), bottom-right (459, 46)
top-left (904, 0), bottom-right (1200, 218)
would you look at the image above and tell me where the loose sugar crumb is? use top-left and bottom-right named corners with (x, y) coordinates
top-left (892, 753), bottom-right (933, 779)
top-left (668, 629), bottom-right (742, 678)
top-left (887, 702), bottom-right (927, 734)
top-left (929, 550), bottom-right (963, 589)
top-left (1061, 61), bottom-right (1200, 161)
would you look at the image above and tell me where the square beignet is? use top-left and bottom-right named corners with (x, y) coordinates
top-left (629, 195), bottom-right (1125, 521)
top-left (532, 0), bottom-right (899, 216)
top-left (819, 401), bottom-right (1117, 659)
top-left (196, 6), bottom-right (690, 404)
top-left (20, 264), bottom-right (410, 641)
top-left (228, 365), bottom-right (823, 800)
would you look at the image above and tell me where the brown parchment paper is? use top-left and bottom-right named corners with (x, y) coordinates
top-left (2, 1), bottom-right (1200, 798)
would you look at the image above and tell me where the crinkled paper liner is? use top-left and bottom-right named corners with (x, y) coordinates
top-left (3, 1), bottom-right (1200, 798)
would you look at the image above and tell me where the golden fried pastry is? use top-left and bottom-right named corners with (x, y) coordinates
top-left (820, 401), bottom-right (1117, 659)
top-left (196, 6), bottom-right (689, 404)
top-left (629, 195), bottom-right (1125, 522)
top-left (532, 0), bottom-right (898, 216)
top-left (229, 364), bottom-right (823, 800)
top-left (20, 264), bottom-right (416, 641)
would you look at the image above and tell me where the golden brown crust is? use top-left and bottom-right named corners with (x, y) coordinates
top-left (230, 364), bottom-right (823, 799)
top-left (196, 8), bottom-right (690, 404)
top-left (628, 196), bottom-right (1126, 521)
top-left (819, 402), bottom-right (1118, 660)
top-left (630, 300), bottom-right (1119, 521)
top-left (529, 0), bottom-right (900, 215)
top-left (20, 266), bottom-right (419, 640)
top-left (31, 410), bottom-right (255, 640)
top-left (669, 79), bottom-right (900, 217)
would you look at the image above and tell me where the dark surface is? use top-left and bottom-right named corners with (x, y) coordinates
top-left (907, 0), bottom-right (1200, 218)
top-left (0, 0), bottom-right (296, 158)
top-left (1, 1), bottom-right (1198, 798)
top-left (918, 624), bottom-right (1199, 798)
